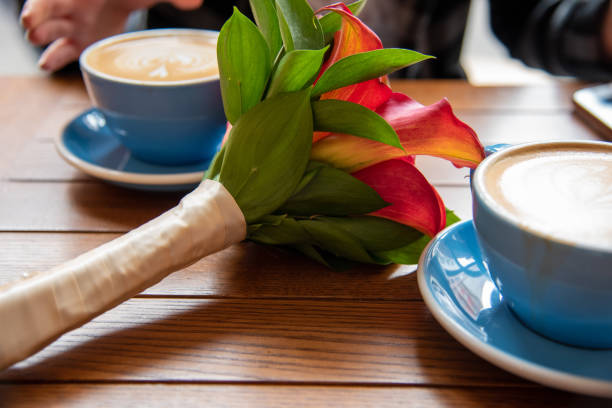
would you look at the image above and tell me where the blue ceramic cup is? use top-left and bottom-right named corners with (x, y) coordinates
top-left (80, 29), bottom-right (226, 165)
top-left (471, 141), bottom-right (612, 348)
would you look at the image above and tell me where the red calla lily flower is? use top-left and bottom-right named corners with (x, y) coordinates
top-left (313, 3), bottom-right (485, 236)
top-left (352, 157), bottom-right (446, 237)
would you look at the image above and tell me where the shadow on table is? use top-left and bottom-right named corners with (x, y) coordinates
top-left (3, 216), bottom-right (608, 405)
top-left (0, 250), bottom-right (415, 382)
top-left (412, 319), bottom-right (612, 406)
top-left (2, 271), bottom-right (611, 407)
top-left (66, 181), bottom-right (185, 231)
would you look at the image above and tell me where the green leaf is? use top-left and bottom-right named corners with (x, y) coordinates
top-left (275, 3), bottom-right (294, 51)
top-left (299, 219), bottom-right (376, 264)
top-left (248, 215), bottom-right (311, 245)
top-left (373, 235), bottom-right (430, 265)
top-left (249, 212), bottom-right (423, 267)
top-left (288, 161), bottom-right (322, 197)
top-left (247, 214), bottom-right (336, 268)
top-left (279, 163), bottom-right (388, 216)
top-left (275, 0), bottom-right (325, 51)
top-left (313, 99), bottom-right (403, 150)
top-left (249, 0), bottom-right (283, 60)
top-left (445, 208), bottom-right (461, 227)
top-left (204, 144), bottom-right (226, 181)
top-left (312, 49), bottom-right (433, 98)
top-left (319, 216), bottom-right (423, 253)
top-left (372, 210), bottom-right (460, 265)
top-left (291, 244), bottom-right (331, 268)
top-left (219, 89), bottom-right (313, 223)
top-left (266, 47), bottom-right (328, 98)
top-left (288, 243), bottom-right (355, 270)
top-left (217, 8), bottom-right (271, 124)
top-left (316, 249), bottom-right (359, 270)
top-left (319, 0), bottom-right (367, 43)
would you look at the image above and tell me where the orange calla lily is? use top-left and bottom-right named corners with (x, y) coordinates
top-left (316, 3), bottom-right (387, 109)
top-left (312, 3), bottom-right (391, 143)
top-left (311, 93), bottom-right (484, 172)
top-left (312, 4), bottom-right (485, 236)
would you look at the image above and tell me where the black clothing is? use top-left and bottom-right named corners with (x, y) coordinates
top-left (490, 0), bottom-right (611, 81)
top-left (147, 0), bottom-right (611, 80)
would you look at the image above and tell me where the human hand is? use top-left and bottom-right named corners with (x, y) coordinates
top-left (20, 0), bottom-right (203, 72)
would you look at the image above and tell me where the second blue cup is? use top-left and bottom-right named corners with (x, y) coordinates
top-left (80, 29), bottom-right (226, 166)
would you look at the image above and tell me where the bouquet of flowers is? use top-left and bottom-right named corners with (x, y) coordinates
top-left (0, 0), bottom-right (484, 370)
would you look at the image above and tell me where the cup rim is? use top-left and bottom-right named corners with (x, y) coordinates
top-left (472, 140), bottom-right (612, 254)
top-left (79, 28), bottom-right (220, 87)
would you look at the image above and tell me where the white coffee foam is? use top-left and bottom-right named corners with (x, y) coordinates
top-left (89, 35), bottom-right (218, 82)
top-left (489, 150), bottom-right (612, 249)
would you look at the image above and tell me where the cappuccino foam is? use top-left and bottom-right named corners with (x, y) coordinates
top-left (484, 145), bottom-right (612, 249)
top-left (85, 33), bottom-right (218, 82)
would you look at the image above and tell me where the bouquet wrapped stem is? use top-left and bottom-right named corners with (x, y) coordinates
top-left (0, 0), bottom-right (484, 370)
top-left (0, 181), bottom-right (246, 370)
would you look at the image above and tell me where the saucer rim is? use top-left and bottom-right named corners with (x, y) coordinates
top-left (417, 220), bottom-right (612, 398)
top-left (55, 111), bottom-right (206, 186)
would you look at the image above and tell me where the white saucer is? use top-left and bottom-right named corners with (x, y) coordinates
top-left (55, 109), bottom-right (213, 191)
top-left (417, 220), bottom-right (612, 398)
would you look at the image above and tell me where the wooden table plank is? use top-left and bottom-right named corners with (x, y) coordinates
top-left (6, 139), bottom-right (90, 181)
top-left (1, 77), bottom-right (607, 406)
top-left (0, 77), bottom-right (88, 177)
top-left (392, 80), bottom-right (587, 111)
top-left (0, 233), bottom-right (421, 299)
top-left (0, 76), bottom-right (587, 116)
top-left (0, 181), bottom-right (472, 231)
top-left (0, 182), bottom-right (182, 232)
top-left (459, 111), bottom-right (601, 145)
top-left (0, 298), bottom-right (525, 386)
top-left (6, 115), bottom-right (600, 185)
top-left (2, 384), bottom-right (609, 408)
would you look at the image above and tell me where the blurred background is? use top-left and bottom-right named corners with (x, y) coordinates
top-left (0, 0), bottom-right (556, 84)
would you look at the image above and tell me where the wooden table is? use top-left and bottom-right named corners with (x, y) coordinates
top-left (0, 76), bottom-right (608, 407)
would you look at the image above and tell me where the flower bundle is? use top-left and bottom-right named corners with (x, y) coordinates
top-left (208, 0), bottom-right (484, 267)
top-left (0, 0), bottom-right (484, 370)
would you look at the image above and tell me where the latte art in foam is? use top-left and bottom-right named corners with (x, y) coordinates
top-left (86, 34), bottom-right (218, 82)
top-left (485, 147), bottom-right (612, 249)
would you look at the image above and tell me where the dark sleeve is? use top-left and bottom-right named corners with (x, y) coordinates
top-left (147, 1), bottom-right (253, 31)
top-left (489, 0), bottom-right (612, 81)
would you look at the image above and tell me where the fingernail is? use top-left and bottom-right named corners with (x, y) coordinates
top-left (38, 55), bottom-right (50, 71)
top-left (25, 30), bottom-right (40, 45)
top-left (20, 8), bottom-right (30, 26)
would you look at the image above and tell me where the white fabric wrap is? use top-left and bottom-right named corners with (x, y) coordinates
top-left (0, 179), bottom-right (246, 370)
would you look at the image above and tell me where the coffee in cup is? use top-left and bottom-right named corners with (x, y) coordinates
top-left (80, 29), bottom-right (226, 166)
top-left (84, 33), bottom-right (218, 83)
top-left (483, 143), bottom-right (612, 249)
top-left (471, 141), bottom-right (612, 348)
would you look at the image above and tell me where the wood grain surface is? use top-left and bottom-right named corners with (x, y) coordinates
top-left (4, 384), bottom-right (604, 408)
top-left (0, 76), bottom-right (609, 407)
